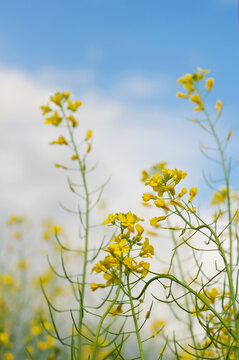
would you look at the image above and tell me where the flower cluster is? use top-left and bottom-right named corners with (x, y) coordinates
top-left (41, 92), bottom-right (93, 171)
top-left (177, 68), bottom-right (223, 115)
top-left (90, 212), bottom-right (154, 291)
top-left (142, 168), bottom-right (197, 227)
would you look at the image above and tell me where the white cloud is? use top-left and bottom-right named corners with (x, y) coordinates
top-left (0, 65), bottom-right (203, 229)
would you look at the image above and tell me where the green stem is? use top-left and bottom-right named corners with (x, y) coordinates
top-left (61, 107), bottom-right (90, 358)
top-left (127, 273), bottom-right (145, 360)
top-left (92, 265), bottom-right (122, 360)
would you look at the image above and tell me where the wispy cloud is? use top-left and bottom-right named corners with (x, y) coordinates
top-left (115, 74), bottom-right (169, 98)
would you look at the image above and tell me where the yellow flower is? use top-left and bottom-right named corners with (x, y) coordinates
top-left (0, 332), bottom-right (9, 345)
top-left (118, 212), bottom-right (143, 228)
top-left (104, 239), bottom-right (130, 257)
top-left (142, 193), bottom-right (157, 202)
top-left (165, 183), bottom-right (175, 195)
top-left (150, 216), bottom-right (166, 227)
top-left (205, 77), bottom-right (214, 91)
top-left (68, 115), bottom-right (78, 127)
top-left (177, 73), bottom-right (193, 84)
top-left (177, 187), bottom-right (188, 198)
top-left (45, 111), bottom-right (62, 126)
top-left (90, 283), bottom-right (106, 291)
top-left (54, 163), bottom-right (68, 170)
top-left (190, 94), bottom-right (202, 105)
top-left (188, 187), bottom-right (197, 202)
top-left (141, 170), bottom-right (149, 182)
top-left (3, 353), bottom-right (14, 360)
top-left (135, 223), bottom-right (144, 235)
top-left (139, 238), bottom-right (154, 258)
top-left (49, 136), bottom-right (68, 145)
top-left (172, 168), bottom-right (187, 184)
top-left (51, 225), bottom-right (62, 234)
top-left (50, 93), bottom-right (63, 106)
top-left (7, 215), bottom-right (25, 226)
top-left (123, 257), bottom-right (135, 269)
top-left (227, 129), bottom-right (234, 141)
top-left (85, 129), bottom-right (93, 141)
top-left (26, 345), bottom-right (33, 354)
top-left (40, 105), bottom-right (51, 115)
top-left (87, 143), bottom-right (92, 153)
top-left (63, 91), bottom-right (71, 99)
top-left (210, 186), bottom-right (227, 205)
top-left (46, 335), bottom-right (55, 348)
top-left (136, 261), bottom-right (150, 278)
top-left (0, 274), bottom-right (14, 287)
top-left (154, 199), bottom-right (170, 211)
top-left (206, 287), bottom-right (220, 304)
top-left (190, 94), bottom-right (203, 111)
top-left (67, 99), bottom-right (83, 112)
top-left (31, 325), bottom-right (42, 336)
top-left (176, 92), bottom-right (188, 98)
top-left (37, 341), bottom-right (47, 350)
top-left (215, 100), bottom-right (223, 113)
top-left (103, 213), bottom-right (118, 225)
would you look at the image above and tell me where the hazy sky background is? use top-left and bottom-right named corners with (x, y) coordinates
top-left (1, 0), bottom-right (239, 229)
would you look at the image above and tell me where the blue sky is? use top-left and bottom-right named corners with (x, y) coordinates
top-left (1, 0), bottom-right (239, 221)
top-left (0, 0), bottom-right (238, 101)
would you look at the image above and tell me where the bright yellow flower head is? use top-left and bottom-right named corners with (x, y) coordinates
top-left (85, 129), bottom-right (93, 141)
top-left (141, 170), bottom-right (149, 182)
top-left (50, 93), bottom-right (64, 106)
top-left (154, 199), bottom-right (170, 212)
top-left (150, 216), bottom-right (166, 227)
top-left (177, 187), bottom-right (188, 198)
top-left (49, 136), bottom-right (68, 145)
top-left (142, 193), bottom-right (157, 202)
top-left (45, 111), bottom-right (63, 126)
top-left (67, 99), bottom-right (83, 112)
top-left (188, 187), bottom-right (197, 202)
top-left (139, 238), bottom-right (154, 258)
top-left (103, 213), bottom-right (118, 225)
top-left (90, 283), bottom-right (106, 291)
top-left (190, 94), bottom-right (202, 105)
top-left (205, 77), bottom-right (214, 91)
top-left (68, 115), bottom-right (78, 127)
top-left (135, 223), bottom-right (144, 235)
top-left (40, 105), bottom-right (51, 115)
top-left (176, 91), bottom-right (188, 98)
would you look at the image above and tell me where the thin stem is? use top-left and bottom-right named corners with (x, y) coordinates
top-left (127, 273), bottom-right (145, 360)
top-left (92, 265), bottom-right (122, 360)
